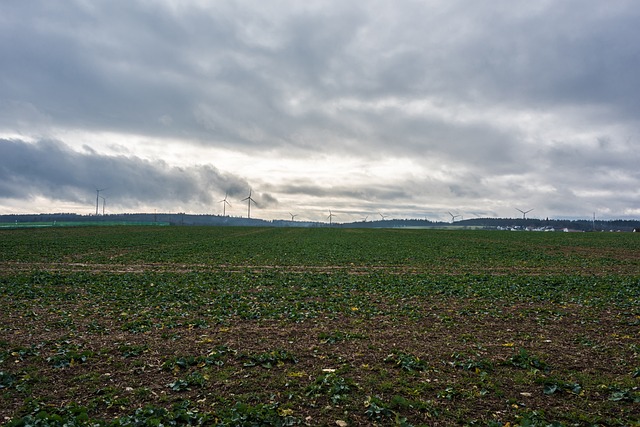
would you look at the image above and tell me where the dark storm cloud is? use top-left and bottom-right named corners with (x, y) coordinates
top-left (0, 138), bottom-right (254, 210)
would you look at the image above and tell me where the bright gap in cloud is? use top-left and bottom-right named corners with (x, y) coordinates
top-left (59, 129), bottom-right (426, 187)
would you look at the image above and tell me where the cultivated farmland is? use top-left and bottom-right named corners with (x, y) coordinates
top-left (0, 227), bottom-right (638, 426)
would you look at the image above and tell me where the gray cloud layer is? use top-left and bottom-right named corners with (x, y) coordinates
top-left (1, 1), bottom-right (639, 219)
top-left (0, 138), bottom-right (266, 212)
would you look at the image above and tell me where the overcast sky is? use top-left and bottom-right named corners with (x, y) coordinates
top-left (1, 1), bottom-right (639, 222)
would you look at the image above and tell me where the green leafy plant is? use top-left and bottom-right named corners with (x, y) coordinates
top-left (515, 410), bottom-right (564, 427)
top-left (363, 396), bottom-right (415, 426)
top-left (0, 370), bottom-right (16, 389)
top-left (242, 349), bottom-right (297, 369)
top-left (384, 351), bottom-right (429, 372)
top-left (542, 380), bottom-right (582, 395)
top-left (116, 404), bottom-right (212, 426)
top-left (47, 350), bottom-right (93, 368)
top-left (118, 344), bottom-right (148, 358)
top-left (8, 346), bottom-right (41, 361)
top-left (162, 345), bottom-right (233, 371)
top-left (608, 386), bottom-right (640, 403)
top-left (449, 352), bottom-right (494, 372)
top-left (364, 395), bottom-right (393, 421)
top-left (167, 371), bottom-right (206, 391)
top-left (217, 402), bottom-right (300, 426)
top-left (318, 331), bottom-right (367, 344)
top-left (306, 371), bottom-right (353, 404)
top-left (437, 386), bottom-right (459, 401)
top-left (121, 319), bottom-right (153, 333)
top-left (505, 348), bottom-right (549, 372)
top-left (5, 403), bottom-right (93, 427)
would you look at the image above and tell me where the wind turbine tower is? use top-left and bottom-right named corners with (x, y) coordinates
top-left (100, 196), bottom-right (106, 216)
top-left (95, 188), bottom-right (106, 215)
top-left (448, 212), bottom-right (461, 223)
top-left (327, 210), bottom-right (336, 225)
top-left (219, 193), bottom-right (231, 216)
top-left (516, 208), bottom-right (534, 220)
top-left (289, 213), bottom-right (298, 221)
top-left (242, 190), bottom-right (257, 218)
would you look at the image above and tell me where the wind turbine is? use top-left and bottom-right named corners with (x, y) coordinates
top-left (289, 212), bottom-right (298, 221)
top-left (327, 210), bottom-right (336, 225)
top-left (219, 193), bottom-right (231, 216)
top-left (100, 196), bottom-right (106, 215)
top-left (362, 215), bottom-right (368, 222)
top-left (242, 190), bottom-right (257, 218)
top-left (516, 208), bottom-right (534, 220)
top-left (379, 212), bottom-right (389, 220)
top-left (448, 211), bottom-right (461, 223)
top-left (95, 188), bottom-right (107, 215)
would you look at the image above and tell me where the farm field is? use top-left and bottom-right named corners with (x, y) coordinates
top-left (0, 226), bottom-right (638, 426)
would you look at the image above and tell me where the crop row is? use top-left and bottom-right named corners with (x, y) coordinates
top-left (2, 271), bottom-right (639, 324)
top-left (1, 227), bottom-right (639, 273)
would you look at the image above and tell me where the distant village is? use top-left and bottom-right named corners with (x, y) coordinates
top-left (1, 212), bottom-right (640, 232)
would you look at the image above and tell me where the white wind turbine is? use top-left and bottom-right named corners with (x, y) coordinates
top-left (448, 211), bottom-right (461, 223)
top-left (516, 208), bottom-right (534, 220)
top-left (95, 188), bottom-right (107, 215)
top-left (242, 190), bottom-right (257, 218)
top-left (327, 210), bottom-right (336, 225)
top-left (219, 193), bottom-right (231, 216)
